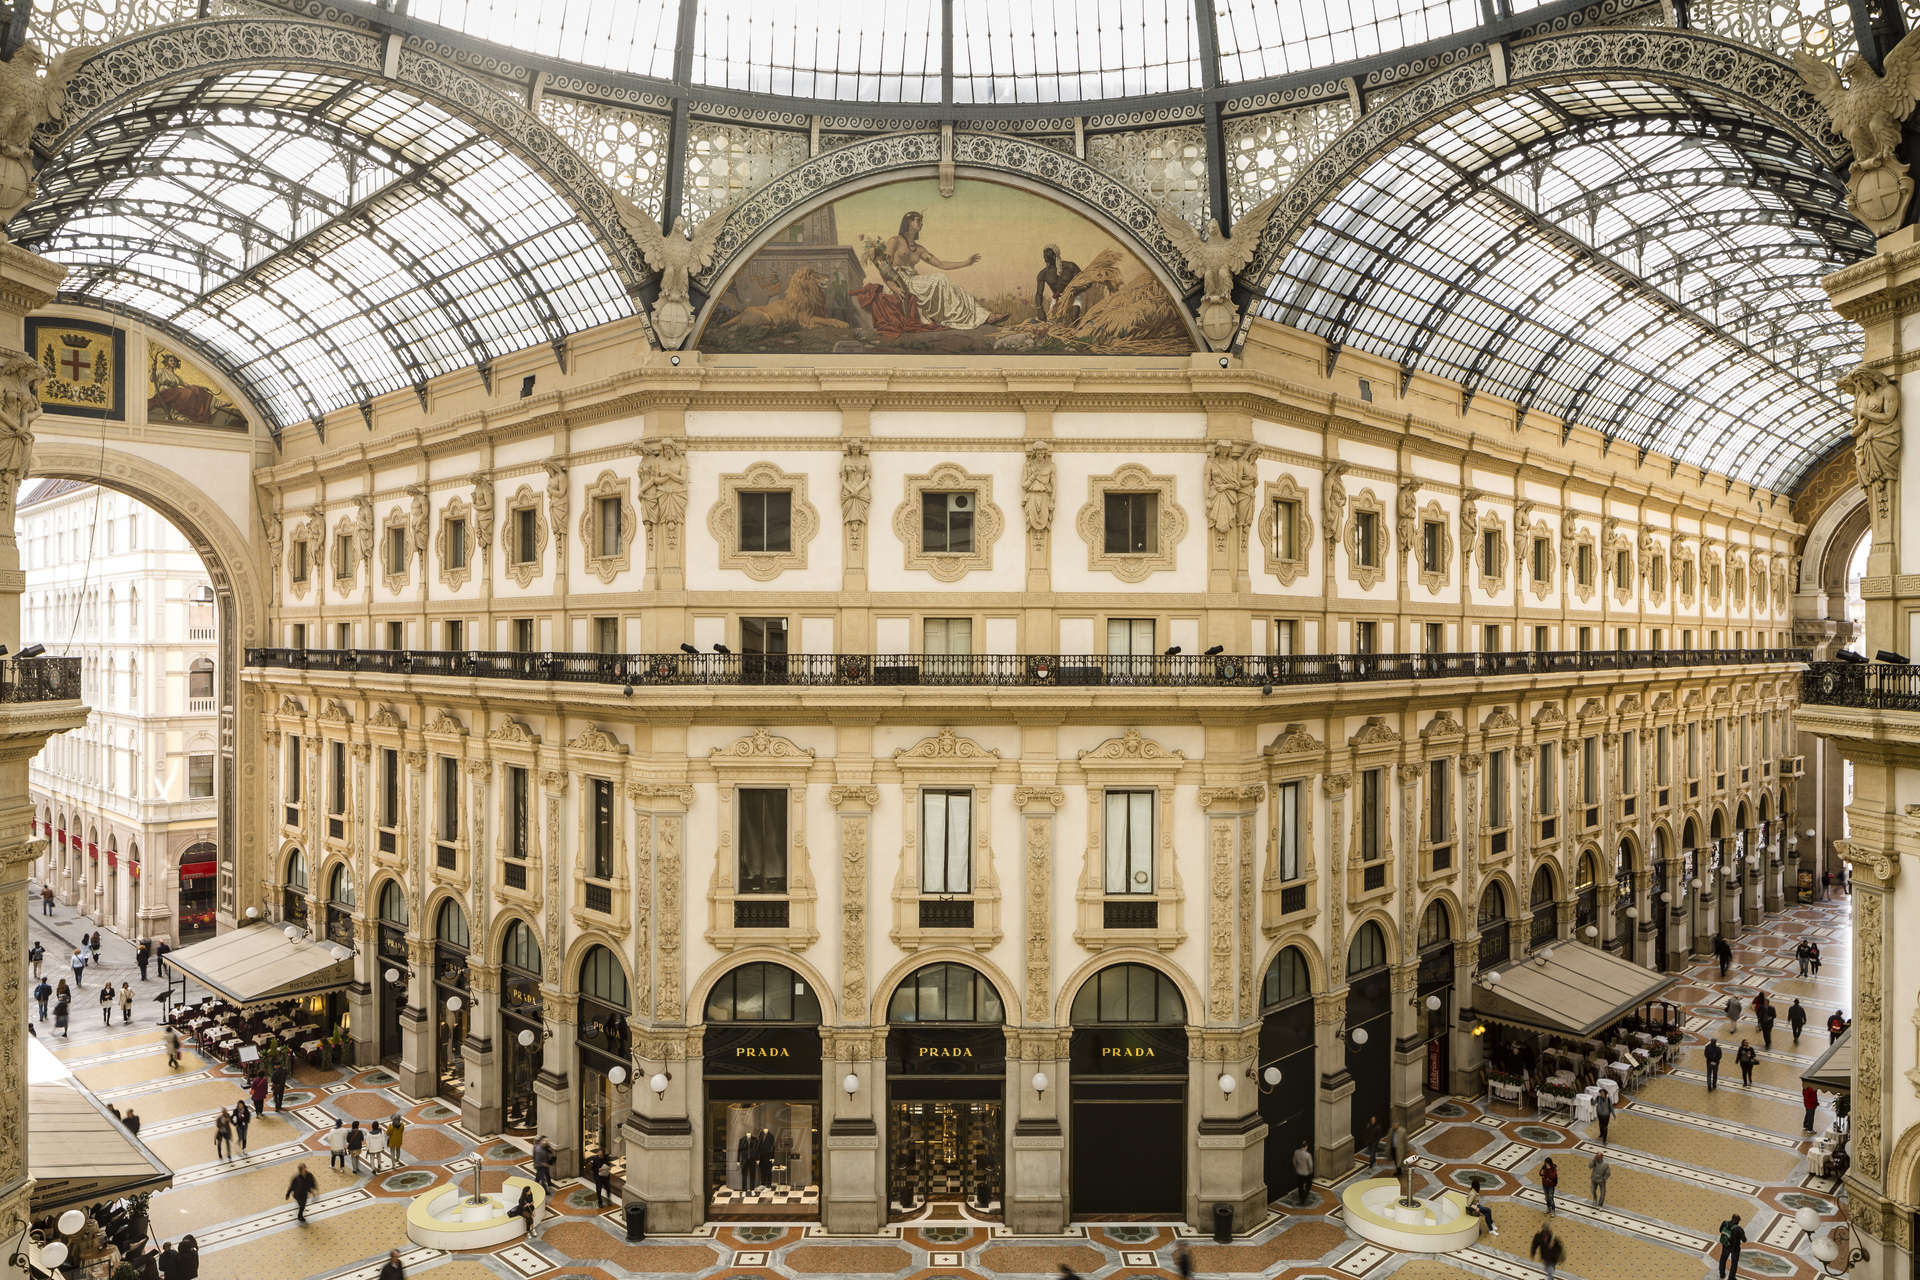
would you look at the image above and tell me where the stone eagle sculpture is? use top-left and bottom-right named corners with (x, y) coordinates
top-left (611, 191), bottom-right (730, 350)
top-left (1793, 31), bottom-right (1920, 232)
top-left (0, 40), bottom-right (95, 233)
top-left (1154, 192), bottom-right (1283, 351)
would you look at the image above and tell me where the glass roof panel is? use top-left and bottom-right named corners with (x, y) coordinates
top-left (404, 0), bottom-right (682, 80)
top-left (1212, 0), bottom-right (1480, 81)
top-left (690, 0), bottom-right (943, 101)
top-left (951, 0), bottom-right (1201, 103)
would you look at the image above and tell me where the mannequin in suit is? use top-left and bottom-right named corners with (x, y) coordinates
top-left (736, 1129), bottom-right (754, 1191)
top-left (756, 1126), bottom-right (774, 1188)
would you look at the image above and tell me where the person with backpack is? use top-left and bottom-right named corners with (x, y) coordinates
top-left (1539, 1156), bottom-right (1559, 1215)
top-left (1829, 1010), bottom-right (1848, 1044)
top-left (347, 1121), bottom-right (366, 1173)
top-left (286, 1163), bottom-right (318, 1223)
top-left (33, 976), bottom-right (50, 1021)
top-left (1718, 1213), bottom-right (1747, 1278)
top-left (1593, 1088), bottom-right (1614, 1144)
top-left (27, 940), bottom-right (42, 980)
top-left (1736, 1040), bottom-right (1758, 1087)
top-left (1529, 1222), bottom-right (1566, 1280)
top-left (1789, 999), bottom-right (1807, 1046)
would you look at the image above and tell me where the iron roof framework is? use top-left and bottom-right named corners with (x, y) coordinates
top-left (1260, 80), bottom-right (1872, 493)
top-left (14, 68), bottom-right (635, 439)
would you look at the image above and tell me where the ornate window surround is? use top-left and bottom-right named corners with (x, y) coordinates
top-left (485, 721), bottom-right (540, 908)
top-left (567, 725), bottom-right (632, 937)
top-left (1261, 723), bottom-right (1322, 931)
top-left (705, 729), bottom-right (820, 952)
top-left (365, 705), bottom-right (408, 874)
top-left (1343, 487), bottom-right (1390, 590)
top-left (328, 518), bottom-right (360, 594)
top-left (1074, 463), bottom-right (1188, 583)
top-left (1072, 729), bottom-right (1189, 952)
top-left (1571, 529), bottom-right (1598, 604)
top-left (1675, 540), bottom-right (1698, 608)
top-left (1647, 545), bottom-right (1669, 607)
top-left (1415, 499), bottom-right (1453, 595)
top-left (1524, 521), bottom-right (1556, 602)
top-left (1705, 543), bottom-right (1725, 609)
top-left (437, 496), bottom-right (473, 591)
top-left (580, 469), bottom-right (638, 585)
top-left (889, 461), bottom-right (1006, 582)
top-left (1476, 513), bottom-right (1509, 596)
top-left (885, 728), bottom-right (1006, 951)
top-left (287, 511), bottom-right (322, 600)
top-left (708, 460), bottom-right (822, 581)
top-left (1479, 707), bottom-right (1521, 865)
top-left (381, 507), bottom-right (411, 592)
top-left (504, 485), bottom-right (549, 589)
top-left (1257, 474), bottom-right (1313, 586)
top-left (1607, 534), bottom-right (1635, 607)
top-left (1345, 716), bottom-right (1399, 904)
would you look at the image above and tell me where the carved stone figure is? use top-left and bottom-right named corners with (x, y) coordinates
top-left (470, 472), bottom-right (495, 552)
top-left (1021, 440), bottom-right (1055, 533)
top-left (263, 509), bottom-right (284, 577)
top-left (1794, 32), bottom-right (1920, 233)
top-left (1637, 526), bottom-right (1653, 579)
top-left (840, 441), bottom-right (870, 528)
top-left (0, 348), bottom-right (41, 531)
top-left (353, 495), bottom-right (374, 569)
top-left (407, 483), bottom-right (429, 557)
top-left (611, 191), bottom-right (731, 349)
top-left (1458, 489), bottom-right (1481, 562)
top-left (0, 42), bottom-right (95, 233)
top-left (637, 437), bottom-right (688, 528)
top-left (544, 460), bottom-right (569, 536)
top-left (1838, 364), bottom-right (1901, 522)
top-left (1205, 440), bottom-right (1257, 534)
top-left (1153, 192), bottom-right (1283, 349)
top-left (1323, 462), bottom-right (1348, 544)
top-left (1396, 478), bottom-right (1418, 553)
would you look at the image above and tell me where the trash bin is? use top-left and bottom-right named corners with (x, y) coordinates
top-left (625, 1202), bottom-right (646, 1242)
top-left (1212, 1203), bottom-right (1233, 1243)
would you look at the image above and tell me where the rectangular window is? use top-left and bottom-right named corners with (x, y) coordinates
top-left (1617, 627), bottom-right (1631, 651)
top-left (590, 778), bottom-right (614, 881)
top-left (739, 490), bottom-right (793, 553)
top-left (1103, 789), bottom-right (1155, 894)
top-left (1537, 742), bottom-right (1558, 814)
top-left (329, 740), bottom-right (347, 815)
top-left (1576, 542), bottom-right (1594, 587)
top-left (1577, 626), bottom-right (1593, 652)
top-left (506, 765), bottom-right (527, 859)
top-left (385, 620), bottom-right (403, 650)
top-left (924, 617), bottom-right (973, 655)
top-left (1488, 749), bottom-right (1508, 829)
top-left (1360, 768), bottom-right (1384, 861)
top-left (1651, 628), bottom-right (1664, 650)
top-left (741, 616), bottom-right (788, 655)
top-left (1533, 625), bottom-right (1549, 652)
top-left (1621, 731), bottom-right (1638, 796)
top-left (1429, 758), bottom-right (1451, 843)
top-left (292, 622), bottom-right (306, 649)
top-left (285, 735), bottom-right (302, 804)
top-left (738, 788), bottom-right (788, 894)
top-left (1276, 780), bottom-right (1301, 882)
top-left (1710, 629), bottom-right (1721, 649)
top-left (1354, 509), bottom-right (1378, 568)
top-left (921, 491), bottom-right (976, 554)
top-left (1481, 528), bottom-right (1501, 573)
top-left (1107, 617), bottom-right (1155, 656)
top-left (1483, 624), bottom-right (1500, 653)
top-left (1355, 620), bottom-right (1377, 655)
top-left (380, 748), bottom-right (399, 828)
top-left (594, 617), bottom-right (619, 654)
top-left (1425, 622), bottom-right (1444, 653)
top-left (1422, 520), bottom-right (1443, 573)
top-left (1740, 716), bottom-right (1749, 764)
top-left (513, 618), bottom-right (535, 653)
top-left (188, 753), bottom-right (214, 799)
top-left (596, 497), bottom-right (622, 559)
top-left (291, 540), bottom-right (309, 584)
top-left (1714, 719), bottom-right (1726, 771)
top-left (1531, 537), bottom-right (1550, 582)
top-left (1687, 723), bottom-right (1700, 777)
top-left (447, 519), bottom-right (467, 570)
top-left (1273, 619), bottom-right (1297, 656)
top-left (1615, 549), bottom-right (1630, 586)
top-left (1682, 628), bottom-right (1694, 650)
top-left (444, 619), bottom-right (465, 650)
top-left (1651, 556), bottom-right (1666, 594)
top-left (920, 790), bottom-right (972, 894)
top-left (1656, 726), bottom-right (1671, 785)
top-left (336, 622), bottom-right (352, 649)
top-left (1582, 736), bottom-right (1600, 804)
top-left (1681, 562), bottom-right (1695, 596)
top-left (334, 533), bottom-right (353, 579)
top-left (1271, 499), bottom-right (1299, 560)
top-left (387, 526), bottom-right (405, 574)
top-left (513, 507), bottom-right (537, 564)
top-left (1103, 492), bottom-right (1158, 554)
top-left (441, 756), bottom-right (461, 845)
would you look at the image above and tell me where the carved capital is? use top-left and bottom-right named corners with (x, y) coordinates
top-left (1013, 785), bottom-right (1066, 810)
top-left (827, 783), bottom-right (880, 810)
top-left (1198, 784), bottom-right (1264, 811)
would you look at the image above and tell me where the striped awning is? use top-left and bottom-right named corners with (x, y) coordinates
top-left (28, 1035), bottom-right (172, 1213)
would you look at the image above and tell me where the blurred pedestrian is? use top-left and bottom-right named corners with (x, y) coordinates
top-left (1736, 1040), bottom-right (1757, 1087)
top-left (1530, 1222), bottom-right (1566, 1280)
top-left (1540, 1156), bottom-right (1559, 1214)
top-left (286, 1163), bottom-right (317, 1222)
top-left (1789, 999), bottom-right (1807, 1045)
top-left (1589, 1151), bottom-right (1611, 1208)
top-left (213, 1109), bottom-right (232, 1160)
top-left (378, 1251), bottom-right (405, 1280)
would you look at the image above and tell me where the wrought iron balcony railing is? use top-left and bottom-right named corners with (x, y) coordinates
top-left (1803, 660), bottom-right (1920, 712)
top-left (247, 646), bottom-right (1808, 690)
top-left (0, 657), bottom-right (82, 703)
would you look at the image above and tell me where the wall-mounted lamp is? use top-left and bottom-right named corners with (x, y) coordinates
top-left (445, 995), bottom-right (463, 1013)
top-left (842, 1072), bottom-right (861, 1101)
top-left (1217, 1072), bottom-right (1238, 1097)
top-left (1811, 1227), bottom-right (1870, 1276)
top-left (1583, 925), bottom-right (1599, 939)
top-left (1349, 1027), bottom-right (1369, 1046)
top-left (383, 967), bottom-right (404, 986)
top-left (245, 907), bottom-right (260, 920)
top-left (650, 1071), bottom-right (671, 1098)
top-left (8, 1208), bottom-right (86, 1272)
top-left (1626, 907), bottom-right (1638, 920)
top-left (516, 1026), bottom-right (551, 1049)
top-left (607, 1066), bottom-right (628, 1087)
top-left (1030, 1071), bottom-right (1049, 1099)
top-left (1480, 970), bottom-right (1503, 988)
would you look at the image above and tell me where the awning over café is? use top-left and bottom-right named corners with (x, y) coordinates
top-left (166, 922), bottom-right (354, 1010)
top-left (28, 1035), bottom-right (172, 1214)
top-left (1473, 943), bottom-right (1677, 1039)
top-left (1802, 1028), bottom-right (1852, 1094)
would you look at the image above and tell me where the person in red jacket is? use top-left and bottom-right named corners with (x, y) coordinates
top-left (1803, 1085), bottom-right (1820, 1134)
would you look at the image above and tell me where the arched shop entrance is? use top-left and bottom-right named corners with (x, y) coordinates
top-left (1651, 830), bottom-right (1672, 972)
top-left (1257, 946), bottom-right (1315, 1195)
top-left (1477, 885), bottom-right (1511, 969)
top-left (702, 961), bottom-right (823, 1218)
top-left (375, 882), bottom-right (409, 1062)
top-left (433, 899), bottom-right (470, 1100)
top-left (1573, 850), bottom-right (1598, 939)
top-left (281, 848), bottom-right (309, 928)
top-left (1069, 963), bottom-right (1188, 1216)
top-left (325, 864), bottom-right (355, 949)
top-left (1344, 922), bottom-right (1392, 1151)
top-left (177, 842), bottom-right (217, 943)
top-left (1612, 841), bottom-right (1634, 954)
top-left (1416, 902), bottom-right (1454, 1096)
top-left (499, 919), bottom-right (544, 1134)
top-left (885, 962), bottom-right (1006, 1216)
top-left (576, 945), bottom-right (632, 1182)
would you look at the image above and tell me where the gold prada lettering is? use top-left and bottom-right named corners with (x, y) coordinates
top-left (1101, 1046), bottom-right (1155, 1058)
top-left (916, 1046), bottom-right (973, 1058)
top-left (734, 1046), bottom-right (791, 1058)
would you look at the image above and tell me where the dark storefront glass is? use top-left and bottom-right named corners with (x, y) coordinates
top-left (704, 963), bottom-right (822, 1218)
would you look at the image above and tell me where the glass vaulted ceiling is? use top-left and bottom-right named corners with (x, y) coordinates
top-left (16, 69), bottom-right (633, 437)
top-left (1263, 82), bottom-right (1872, 493)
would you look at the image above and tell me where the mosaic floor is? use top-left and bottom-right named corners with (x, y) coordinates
top-left (33, 892), bottom-right (1855, 1280)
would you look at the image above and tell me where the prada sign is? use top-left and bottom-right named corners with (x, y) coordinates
top-left (1071, 1027), bottom-right (1189, 1076)
top-left (887, 1026), bottom-right (1006, 1076)
top-left (704, 1025), bottom-right (822, 1077)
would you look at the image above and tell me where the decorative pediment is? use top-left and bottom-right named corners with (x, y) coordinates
top-left (1576, 698), bottom-right (1605, 721)
top-left (1480, 707), bottom-right (1520, 734)
top-left (1682, 689), bottom-right (1703, 708)
top-left (366, 704), bottom-right (403, 730)
top-left (1266, 723), bottom-right (1324, 755)
top-left (567, 725), bottom-right (628, 755)
top-left (1652, 692), bottom-right (1674, 711)
top-left (488, 719), bottom-right (540, 745)
top-left (1079, 728), bottom-right (1185, 762)
top-left (1614, 695), bottom-right (1642, 716)
top-left (424, 710), bottom-right (467, 737)
top-left (1348, 715), bottom-right (1400, 747)
top-left (1531, 704), bottom-right (1565, 728)
top-left (278, 695), bottom-right (305, 717)
top-left (1419, 711), bottom-right (1464, 739)
top-left (712, 728), bottom-right (816, 761)
top-left (894, 728), bottom-right (1002, 763)
top-left (318, 699), bottom-right (351, 724)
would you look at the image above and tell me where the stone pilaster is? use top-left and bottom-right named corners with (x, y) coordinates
top-left (624, 1029), bottom-right (699, 1230)
top-left (460, 962), bottom-right (503, 1136)
top-left (1005, 1028), bottom-right (1067, 1233)
top-left (1312, 990), bottom-right (1354, 1176)
top-left (396, 935), bottom-right (434, 1098)
top-left (536, 1001), bottom-right (579, 1178)
top-left (821, 1027), bottom-right (884, 1234)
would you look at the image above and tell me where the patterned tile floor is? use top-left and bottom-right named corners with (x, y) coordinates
top-left (35, 891), bottom-right (1854, 1280)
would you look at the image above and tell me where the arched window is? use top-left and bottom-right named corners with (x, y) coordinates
top-left (1346, 921), bottom-right (1388, 976)
top-left (501, 919), bottom-right (542, 977)
top-left (436, 899), bottom-right (470, 951)
top-left (328, 863), bottom-right (355, 907)
top-left (1418, 900), bottom-right (1452, 952)
top-left (1530, 865), bottom-right (1558, 948)
top-left (887, 962), bottom-right (1004, 1023)
top-left (188, 658), bottom-right (214, 701)
top-left (706, 961), bottom-right (821, 1023)
top-left (377, 881), bottom-right (408, 927)
top-left (1477, 883), bottom-right (1510, 969)
top-left (578, 945), bottom-right (631, 1011)
top-left (1260, 947), bottom-right (1312, 1010)
top-left (1070, 963), bottom-right (1185, 1025)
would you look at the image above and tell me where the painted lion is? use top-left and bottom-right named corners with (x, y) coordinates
top-left (715, 267), bottom-right (850, 336)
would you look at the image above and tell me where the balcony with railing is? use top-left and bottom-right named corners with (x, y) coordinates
top-left (247, 645), bottom-right (1809, 691)
top-left (0, 657), bottom-right (82, 703)
top-left (1802, 661), bottom-right (1920, 712)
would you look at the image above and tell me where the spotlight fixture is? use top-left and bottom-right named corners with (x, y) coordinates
top-left (1164, 645), bottom-right (1181, 655)
top-left (679, 642), bottom-right (699, 655)
top-left (670, 354), bottom-right (681, 366)
top-left (713, 643), bottom-right (731, 655)
top-left (15, 643), bottom-right (43, 659)
top-left (1876, 649), bottom-right (1909, 664)
top-left (1836, 649), bottom-right (1867, 664)
top-left (1203, 644), bottom-right (1224, 655)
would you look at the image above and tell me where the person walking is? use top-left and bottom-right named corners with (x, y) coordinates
top-left (88, 931), bottom-right (101, 963)
top-left (1291, 1139), bottom-right (1315, 1206)
top-left (69, 947), bottom-right (86, 986)
top-left (1821, 869), bottom-right (1832, 900)
top-left (1529, 1222), bottom-right (1566, 1280)
top-left (135, 940), bottom-right (151, 981)
top-left (1736, 1039), bottom-right (1758, 1087)
top-left (1829, 1010), bottom-right (1848, 1044)
top-left (1175, 1244), bottom-right (1194, 1280)
top-left (325, 1120), bottom-right (348, 1170)
top-left (385, 1115), bottom-right (406, 1169)
top-left (369, 1122), bottom-right (386, 1171)
top-left (1704, 1038), bottom-right (1723, 1091)
top-left (286, 1163), bottom-right (318, 1223)
top-left (1589, 1150), bottom-right (1612, 1208)
top-left (231, 1100), bottom-right (251, 1154)
top-left (347, 1121), bottom-right (365, 1173)
top-left (156, 939), bottom-right (171, 979)
top-left (378, 1250), bottom-right (406, 1280)
top-left (213, 1109), bottom-right (232, 1161)
top-left (1593, 1088), bottom-right (1614, 1145)
top-left (33, 977), bottom-right (50, 1021)
top-left (165, 1026), bottom-right (181, 1070)
top-left (532, 1135), bottom-right (554, 1192)
top-left (247, 1072), bottom-right (269, 1118)
top-left (1718, 1212), bottom-right (1747, 1278)
top-left (52, 992), bottom-right (68, 1036)
top-left (1795, 941), bottom-right (1811, 977)
top-left (40, 884), bottom-right (53, 916)
top-left (119, 981), bottom-right (134, 1025)
top-left (1758, 998), bottom-right (1776, 1051)
top-left (178, 1235), bottom-right (199, 1280)
top-left (1804, 1085), bottom-right (1820, 1134)
top-left (1539, 1156), bottom-right (1559, 1215)
top-left (585, 1150), bottom-right (610, 1207)
top-left (157, 1242), bottom-right (182, 1280)
top-left (1809, 943), bottom-right (1822, 975)
top-left (1789, 999), bottom-right (1807, 1046)
top-left (1715, 934), bottom-right (1733, 978)
top-left (27, 940), bottom-right (42, 980)
top-left (98, 979), bottom-right (114, 1025)
top-left (124, 1108), bottom-right (141, 1137)
top-left (270, 1062), bottom-right (288, 1112)
top-left (1724, 994), bottom-right (1742, 1027)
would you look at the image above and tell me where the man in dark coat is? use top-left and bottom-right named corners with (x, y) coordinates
top-left (1714, 934), bottom-right (1733, 978)
top-left (286, 1164), bottom-right (318, 1222)
top-left (1789, 999), bottom-right (1807, 1045)
top-left (1703, 1038), bottom-right (1723, 1091)
top-left (1757, 999), bottom-right (1777, 1050)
